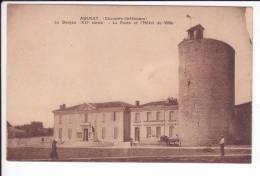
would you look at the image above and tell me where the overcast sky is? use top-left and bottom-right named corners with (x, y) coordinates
top-left (7, 5), bottom-right (252, 127)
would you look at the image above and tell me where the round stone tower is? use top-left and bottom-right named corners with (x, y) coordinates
top-left (178, 24), bottom-right (235, 146)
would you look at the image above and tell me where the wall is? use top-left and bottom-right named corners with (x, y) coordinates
top-left (95, 111), bottom-right (124, 143)
top-left (178, 39), bottom-right (235, 146)
top-left (231, 102), bottom-right (252, 145)
top-left (53, 112), bottom-right (84, 142)
top-left (53, 108), bottom-right (127, 144)
top-left (130, 107), bottom-right (179, 144)
top-left (123, 109), bottom-right (131, 142)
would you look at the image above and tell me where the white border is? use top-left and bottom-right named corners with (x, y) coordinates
top-left (1, 1), bottom-right (259, 176)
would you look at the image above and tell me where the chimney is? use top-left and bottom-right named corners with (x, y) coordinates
top-left (59, 104), bottom-right (66, 110)
top-left (167, 97), bottom-right (178, 104)
top-left (135, 101), bottom-right (140, 106)
top-left (167, 97), bottom-right (172, 103)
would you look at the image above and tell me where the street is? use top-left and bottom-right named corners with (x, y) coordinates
top-left (7, 146), bottom-right (251, 163)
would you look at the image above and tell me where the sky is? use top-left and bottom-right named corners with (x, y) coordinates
top-left (6, 5), bottom-right (252, 127)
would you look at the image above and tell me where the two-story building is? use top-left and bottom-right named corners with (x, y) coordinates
top-left (52, 102), bottom-right (132, 144)
top-left (130, 98), bottom-right (179, 144)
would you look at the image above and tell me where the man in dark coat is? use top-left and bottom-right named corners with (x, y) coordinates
top-left (50, 139), bottom-right (58, 160)
top-left (219, 135), bottom-right (225, 157)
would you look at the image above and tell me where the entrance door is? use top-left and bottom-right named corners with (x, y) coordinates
top-left (135, 127), bottom-right (140, 141)
top-left (83, 129), bottom-right (88, 141)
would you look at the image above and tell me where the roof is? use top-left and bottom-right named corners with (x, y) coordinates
top-left (53, 101), bottom-right (134, 113)
top-left (55, 104), bottom-right (86, 112)
top-left (91, 101), bottom-right (134, 108)
top-left (132, 99), bottom-right (178, 109)
top-left (7, 121), bottom-right (12, 127)
top-left (187, 24), bottom-right (204, 32)
top-left (235, 101), bottom-right (252, 107)
top-left (8, 127), bottom-right (26, 133)
top-left (141, 100), bottom-right (178, 107)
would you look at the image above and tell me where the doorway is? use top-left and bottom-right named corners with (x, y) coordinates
top-left (83, 129), bottom-right (88, 141)
top-left (135, 127), bottom-right (140, 141)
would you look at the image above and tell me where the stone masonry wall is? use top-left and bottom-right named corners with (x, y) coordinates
top-left (178, 39), bottom-right (235, 146)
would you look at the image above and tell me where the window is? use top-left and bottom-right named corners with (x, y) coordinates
top-left (68, 128), bottom-right (72, 139)
top-left (114, 127), bottom-right (118, 139)
top-left (59, 116), bottom-right (62, 124)
top-left (135, 113), bottom-right (140, 122)
top-left (169, 126), bottom-right (174, 137)
top-left (169, 111), bottom-right (175, 121)
top-left (102, 113), bottom-right (105, 123)
top-left (146, 127), bottom-right (151, 138)
top-left (112, 112), bottom-right (116, 121)
top-left (102, 127), bottom-right (106, 139)
top-left (156, 127), bottom-right (161, 138)
top-left (84, 113), bottom-right (88, 123)
top-left (68, 116), bottom-right (72, 124)
top-left (58, 128), bottom-right (62, 139)
top-left (147, 112), bottom-right (152, 121)
top-left (156, 111), bottom-right (161, 121)
top-left (77, 132), bottom-right (83, 138)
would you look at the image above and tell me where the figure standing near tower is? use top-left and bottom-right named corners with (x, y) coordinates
top-left (219, 135), bottom-right (225, 157)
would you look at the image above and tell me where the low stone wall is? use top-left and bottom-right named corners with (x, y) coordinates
top-left (8, 136), bottom-right (53, 148)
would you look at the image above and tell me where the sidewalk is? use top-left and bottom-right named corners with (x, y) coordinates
top-left (7, 145), bottom-right (251, 162)
top-left (18, 153), bottom-right (251, 162)
top-left (8, 143), bottom-right (252, 150)
top-left (108, 145), bottom-right (251, 150)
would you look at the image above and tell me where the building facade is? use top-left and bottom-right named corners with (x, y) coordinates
top-left (52, 102), bottom-right (132, 144)
top-left (130, 99), bottom-right (179, 144)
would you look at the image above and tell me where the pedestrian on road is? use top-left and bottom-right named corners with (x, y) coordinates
top-left (50, 139), bottom-right (58, 160)
top-left (130, 138), bottom-right (133, 146)
top-left (176, 134), bottom-right (181, 146)
top-left (219, 135), bottom-right (225, 157)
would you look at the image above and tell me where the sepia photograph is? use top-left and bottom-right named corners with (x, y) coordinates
top-left (3, 3), bottom-right (253, 165)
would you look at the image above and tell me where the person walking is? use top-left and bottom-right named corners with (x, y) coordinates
top-left (219, 135), bottom-right (225, 157)
top-left (50, 139), bottom-right (58, 160)
top-left (130, 138), bottom-right (133, 147)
